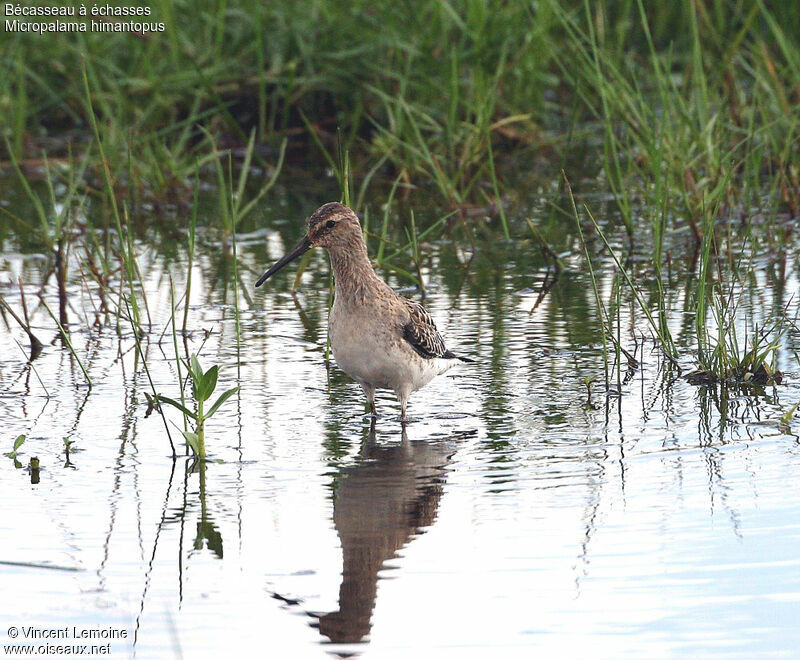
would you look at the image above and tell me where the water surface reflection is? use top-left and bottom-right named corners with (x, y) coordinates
top-left (316, 427), bottom-right (457, 644)
top-left (2, 185), bottom-right (800, 657)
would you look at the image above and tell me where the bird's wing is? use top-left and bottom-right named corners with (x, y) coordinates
top-left (401, 299), bottom-right (454, 359)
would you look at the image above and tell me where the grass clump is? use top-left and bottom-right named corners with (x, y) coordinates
top-left (571, 171), bottom-right (788, 390)
top-left (687, 314), bottom-right (784, 386)
top-left (555, 0), bottom-right (800, 238)
top-left (684, 209), bottom-right (787, 386)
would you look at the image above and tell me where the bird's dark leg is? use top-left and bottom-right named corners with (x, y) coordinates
top-left (397, 388), bottom-right (410, 425)
top-left (361, 383), bottom-right (377, 419)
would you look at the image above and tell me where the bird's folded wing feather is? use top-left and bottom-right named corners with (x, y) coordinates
top-left (401, 299), bottom-right (454, 359)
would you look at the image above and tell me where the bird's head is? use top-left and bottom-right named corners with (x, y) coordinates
top-left (306, 202), bottom-right (361, 249)
top-left (255, 202), bottom-right (362, 287)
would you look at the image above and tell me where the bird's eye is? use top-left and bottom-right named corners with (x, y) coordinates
top-left (326, 220), bottom-right (336, 229)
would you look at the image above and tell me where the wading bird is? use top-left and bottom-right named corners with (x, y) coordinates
top-left (255, 202), bottom-right (472, 423)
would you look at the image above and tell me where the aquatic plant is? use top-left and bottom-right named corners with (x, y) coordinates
top-left (571, 175), bottom-right (787, 388)
top-left (685, 210), bottom-right (787, 386)
top-left (687, 291), bottom-right (785, 386)
top-left (779, 403), bottom-right (799, 435)
top-left (28, 456), bottom-right (40, 484)
top-left (0, 293), bottom-right (43, 360)
top-left (155, 355), bottom-right (239, 460)
top-left (1, 143), bottom-right (89, 332)
top-left (5, 435), bottom-right (26, 460)
top-left (42, 300), bottom-right (93, 388)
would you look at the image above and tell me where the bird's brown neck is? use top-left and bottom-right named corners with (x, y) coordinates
top-left (327, 237), bottom-right (387, 305)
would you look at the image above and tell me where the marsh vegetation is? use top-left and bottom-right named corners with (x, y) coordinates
top-left (1, 1), bottom-right (799, 656)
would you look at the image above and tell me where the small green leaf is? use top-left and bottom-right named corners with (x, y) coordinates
top-left (13, 435), bottom-right (26, 453)
top-left (191, 355), bottom-right (204, 380)
top-left (183, 431), bottom-right (201, 457)
top-left (155, 395), bottom-right (197, 420)
top-left (205, 387), bottom-right (239, 419)
top-left (198, 365), bottom-right (219, 402)
top-left (780, 403), bottom-right (798, 426)
top-left (189, 355), bottom-right (204, 400)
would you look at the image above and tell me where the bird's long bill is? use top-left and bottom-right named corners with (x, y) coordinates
top-left (255, 235), bottom-right (313, 287)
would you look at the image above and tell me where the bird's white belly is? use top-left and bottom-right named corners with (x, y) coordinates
top-left (329, 307), bottom-right (453, 394)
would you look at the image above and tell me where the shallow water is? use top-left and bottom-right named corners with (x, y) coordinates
top-left (2, 175), bottom-right (800, 658)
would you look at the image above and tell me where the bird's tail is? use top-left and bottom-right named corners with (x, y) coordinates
top-left (443, 350), bottom-right (474, 363)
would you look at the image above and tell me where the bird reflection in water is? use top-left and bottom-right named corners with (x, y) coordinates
top-left (313, 426), bottom-right (460, 645)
